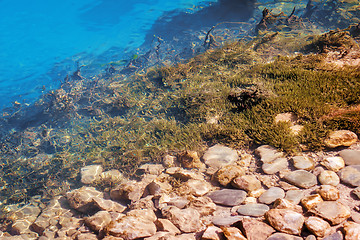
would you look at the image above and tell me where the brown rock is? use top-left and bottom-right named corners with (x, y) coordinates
top-left (273, 199), bottom-right (302, 213)
top-left (310, 201), bottom-right (351, 225)
top-left (179, 150), bottom-right (205, 169)
top-left (137, 164), bottom-right (164, 175)
top-left (77, 233), bottom-right (98, 240)
top-left (241, 218), bottom-right (275, 240)
top-left (162, 206), bottom-right (202, 233)
top-left (202, 226), bottom-right (224, 240)
top-left (222, 227), bottom-right (247, 240)
top-left (343, 221), bottom-right (360, 240)
top-left (300, 194), bottom-right (323, 210)
top-left (155, 219), bottom-right (181, 234)
top-left (110, 180), bottom-right (146, 202)
top-left (304, 216), bottom-right (331, 237)
top-left (317, 185), bottom-right (340, 201)
top-left (267, 233), bottom-right (303, 240)
top-left (188, 196), bottom-right (217, 217)
top-left (214, 165), bottom-right (245, 186)
top-left (129, 195), bottom-right (155, 211)
top-left (203, 145), bottom-right (239, 169)
top-left (265, 209), bottom-right (304, 235)
top-left (107, 216), bottom-right (156, 239)
top-left (232, 175), bottom-right (262, 192)
top-left (127, 209), bottom-right (157, 222)
top-left (185, 179), bottom-right (212, 197)
top-left (66, 186), bottom-right (103, 213)
top-left (324, 130), bottom-right (358, 148)
top-left (85, 210), bottom-right (111, 232)
top-left (322, 231), bottom-right (344, 240)
top-left (92, 197), bottom-right (126, 213)
top-left (80, 164), bottom-right (103, 184)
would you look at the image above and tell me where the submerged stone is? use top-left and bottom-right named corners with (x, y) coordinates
top-left (203, 144), bottom-right (238, 169)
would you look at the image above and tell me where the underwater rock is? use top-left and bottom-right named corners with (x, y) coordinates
top-left (228, 85), bottom-right (267, 111)
top-left (92, 197), bottom-right (126, 213)
top-left (85, 210), bottom-right (112, 232)
top-left (324, 130), bottom-right (358, 148)
top-left (137, 164), bottom-right (164, 175)
top-left (178, 150), bottom-right (205, 169)
top-left (203, 144), bottom-right (238, 169)
top-left (80, 165), bottom-right (103, 185)
top-left (66, 186), bottom-right (103, 213)
top-left (110, 180), bottom-right (146, 202)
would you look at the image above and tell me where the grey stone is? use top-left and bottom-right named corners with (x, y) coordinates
top-left (203, 144), bottom-right (238, 168)
top-left (309, 201), bottom-right (351, 225)
top-left (266, 233), bottom-right (303, 240)
top-left (211, 216), bottom-right (243, 227)
top-left (338, 166), bottom-right (360, 186)
top-left (292, 156), bottom-right (314, 170)
top-left (255, 145), bottom-right (284, 163)
top-left (262, 158), bottom-right (289, 174)
top-left (259, 187), bottom-right (285, 204)
top-left (339, 149), bottom-right (360, 166)
top-left (284, 170), bottom-right (317, 188)
top-left (318, 170), bottom-right (340, 186)
top-left (285, 190), bottom-right (304, 204)
top-left (207, 189), bottom-right (247, 206)
top-left (237, 203), bottom-right (269, 217)
top-left (322, 231), bottom-right (343, 240)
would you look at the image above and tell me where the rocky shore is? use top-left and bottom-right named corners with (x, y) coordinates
top-left (2, 125), bottom-right (360, 240)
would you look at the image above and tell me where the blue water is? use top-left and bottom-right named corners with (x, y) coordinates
top-left (0, 0), bottom-right (216, 110)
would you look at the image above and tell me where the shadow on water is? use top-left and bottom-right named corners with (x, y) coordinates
top-left (144, 0), bottom-right (256, 44)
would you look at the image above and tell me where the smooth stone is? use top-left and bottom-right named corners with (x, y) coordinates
top-left (161, 206), bottom-right (201, 233)
top-left (66, 186), bottom-right (103, 213)
top-left (309, 201), bottom-right (351, 225)
top-left (255, 145), bottom-right (284, 163)
top-left (214, 165), bottom-right (245, 186)
top-left (92, 197), bottom-right (127, 213)
top-left (318, 170), bottom-right (340, 186)
top-left (301, 194), bottom-right (323, 211)
top-left (236, 203), bottom-right (269, 217)
top-left (266, 233), bottom-right (303, 240)
top-left (322, 231), bottom-right (343, 240)
top-left (321, 157), bottom-right (345, 172)
top-left (324, 130), bottom-right (358, 148)
top-left (203, 144), bottom-right (238, 168)
top-left (285, 190), bottom-right (304, 204)
top-left (305, 235), bottom-right (317, 240)
top-left (207, 189), bottom-right (247, 206)
top-left (262, 158), bottom-right (289, 174)
top-left (241, 218), bottom-right (275, 240)
top-left (80, 165), bottom-right (103, 184)
top-left (259, 187), bottom-right (285, 204)
top-left (232, 175), bottom-right (262, 192)
top-left (292, 156), bottom-right (315, 170)
top-left (222, 227), bottom-right (247, 240)
top-left (338, 166), bottom-right (360, 186)
top-left (304, 216), bottom-right (331, 237)
top-left (212, 216), bottom-right (243, 227)
top-left (284, 170), bottom-right (317, 189)
top-left (317, 185), bottom-right (339, 201)
top-left (100, 169), bottom-right (123, 183)
top-left (265, 209), bottom-right (304, 235)
top-left (343, 221), bottom-right (360, 240)
top-left (339, 149), bottom-right (360, 166)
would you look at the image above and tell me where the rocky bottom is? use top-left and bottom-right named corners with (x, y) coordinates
top-left (2, 129), bottom-right (360, 240)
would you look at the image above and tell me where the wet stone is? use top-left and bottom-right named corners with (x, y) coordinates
top-left (304, 216), bottom-right (331, 237)
top-left (324, 130), bottom-right (358, 148)
top-left (255, 145), bottom-right (284, 163)
top-left (203, 144), bottom-right (238, 169)
top-left (241, 218), bottom-right (275, 240)
top-left (207, 189), bottom-right (247, 206)
top-left (321, 157), bottom-right (345, 172)
top-left (80, 165), bottom-right (103, 185)
top-left (110, 180), bottom-right (146, 202)
top-left (292, 155), bottom-right (315, 171)
top-left (262, 158), bottom-right (288, 175)
top-left (284, 170), bottom-right (317, 189)
top-left (265, 209), bottom-right (305, 235)
top-left (318, 170), bottom-right (340, 186)
top-left (266, 233), bottom-right (303, 240)
top-left (236, 203), bottom-right (269, 217)
top-left (66, 186), bottom-right (103, 213)
top-left (339, 149), bottom-right (360, 166)
top-left (310, 201), bottom-right (351, 225)
top-left (178, 150), bottom-right (205, 169)
top-left (85, 210), bottom-right (112, 232)
top-left (259, 187), bottom-right (285, 205)
top-left (92, 197), bottom-right (126, 213)
top-left (338, 166), bottom-right (360, 187)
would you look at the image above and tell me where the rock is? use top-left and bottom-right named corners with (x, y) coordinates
top-left (304, 216), bottom-right (331, 237)
top-left (322, 231), bottom-right (344, 240)
top-left (262, 158), bottom-right (289, 174)
top-left (259, 187), bottom-right (285, 204)
top-left (100, 169), bottom-right (123, 184)
top-left (164, 196), bottom-right (189, 209)
top-left (318, 170), bottom-right (340, 186)
top-left (285, 190), bottom-right (304, 204)
top-left (321, 157), bottom-right (345, 172)
top-left (324, 130), bottom-right (358, 148)
top-left (232, 175), bottom-right (262, 192)
top-left (9, 204), bottom-right (41, 234)
top-left (352, 186), bottom-right (360, 199)
top-left (137, 164), bottom-right (164, 175)
top-left (110, 180), bottom-right (146, 202)
top-left (241, 218), bottom-right (275, 240)
top-left (317, 185), bottom-right (340, 201)
top-left (214, 165), bottom-right (245, 186)
top-left (249, 188), bottom-right (266, 198)
top-left (85, 210), bottom-right (111, 232)
top-left (212, 216), bottom-right (243, 227)
top-left (163, 154), bottom-right (176, 168)
top-left (222, 227), bottom-right (247, 240)
top-left (255, 145), bottom-right (284, 163)
top-left (80, 165), bottom-right (103, 184)
top-left (77, 233), bottom-right (98, 240)
top-left (236, 203), bottom-right (269, 217)
top-left (305, 235), bottom-right (316, 240)
top-left (300, 194), bottom-right (323, 210)
top-left (155, 219), bottom-right (181, 234)
top-left (292, 156), bottom-right (315, 171)
top-left (207, 189), bottom-right (247, 206)
top-left (188, 196), bottom-right (217, 217)
top-left (146, 177), bottom-right (173, 196)
top-left (309, 201), bottom-right (351, 225)
top-left (202, 226), bottom-right (224, 240)
top-left (107, 215), bottom-right (156, 239)
top-left (265, 209), bottom-right (304, 235)
top-left (178, 150), bottom-right (205, 169)
top-left (343, 221), bottom-right (360, 240)
top-left (130, 195), bottom-right (156, 210)
top-left (275, 112), bottom-right (298, 124)
top-left (203, 144), bottom-right (238, 169)
top-left (284, 170), bottom-right (317, 188)
top-left (266, 233), bottom-right (303, 240)
top-left (103, 236), bottom-right (126, 240)
top-left (244, 197), bottom-right (257, 204)
top-left (127, 209), bottom-right (157, 222)
top-left (162, 206), bottom-right (202, 233)
top-left (166, 167), bottom-right (204, 181)
top-left (92, 197), bottom-right (126, 213)
top-left (66, 186), bottom-right (103, 213)
top-left (273, 199), bottom-right (303, 213)
top-left (144, 232), bottom-right (173, 240)
top-left (185, 179), bottom-right (212, 196)
top-left (339, 149), bottom-right (360, 166)
top-left (338, 166), bottom-right (360, 186)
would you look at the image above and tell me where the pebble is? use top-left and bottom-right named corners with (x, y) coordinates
top-left (318, 170), bottom-right (340, 186)
top-left (284, 170), bottom-right (317, 188)
top-left (324, 130), bottom-right (358, 148)
top-left (262, 158), bottom-right (289, 174)
top-left (343, 221), bottom-right (360, 240)
top-left (322, 231), bottom-right (343, 240)
top-left (241, 218), bottom-right (275, 240)
top-left (292, 155), bottom-right (315, 170)
top-left (231, 175), bottom-right (262, 192)
top-left (304, 216), bottom-right (330, 237)
top-left (178, 150), bottom-right (205, 169)
top-left (321, 156), bottom-right (345, 172)
top-left (339, 149), bottom-right (360, 166)
top-left (213, 165), bottom-right (245, 186)
top-left (259, 187), bottom-right (285, 204)
top-left (273, 199), bottom-right (303, 213)
top-left (80, 165), bottom-right (103, 184)
top-left (255, 145), bottom-right (284, 163)
top-left (267, 233), bottom-right (303, 240)
top-left (301, 194), bottom-right (323, 210)
top-left (211, 216), bottom-right (243, 227)
top-left (236, 203), bottom-right (269, 217)
top-left (285, 190), bottom-right (304, 204)
top-left (203, 144), bottom-right (238, 168)
top-left (207, 189), bottom-right (247, 206)
top-left (317, 185), bottom-right (340, 201)
top-left (338, 166), bottom-right (360, 187)
top-left (265, 209), bottom-right (305, 235)
top-left (309, 201), bottom-right (351, 225)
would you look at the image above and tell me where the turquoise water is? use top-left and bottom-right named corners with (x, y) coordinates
top-left (0, 0), bottom-right (216, 109)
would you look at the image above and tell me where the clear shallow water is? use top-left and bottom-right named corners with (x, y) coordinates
top-left (0, 0), bottom-right (216, 109)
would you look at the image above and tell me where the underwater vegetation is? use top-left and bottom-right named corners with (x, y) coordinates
top-left (0, 0), bottom-right (360, 214)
